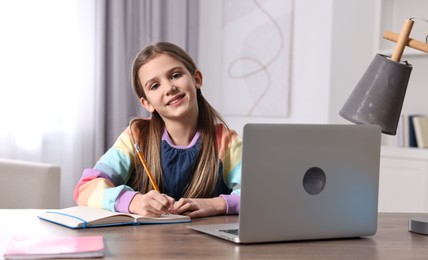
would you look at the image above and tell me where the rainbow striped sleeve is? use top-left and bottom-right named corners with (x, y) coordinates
top-left (217, 124), bottom-right (242, 196)
top-left (73, 129), bottom-right (138, 213)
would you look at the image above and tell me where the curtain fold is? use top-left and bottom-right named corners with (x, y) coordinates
top-left (99, 0), bottom-right (199, 150)
top-left (0, 0), bottom-right (99, 208)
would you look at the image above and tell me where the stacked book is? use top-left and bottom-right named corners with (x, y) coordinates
top-left (397, 114), bottom-right (428, 148)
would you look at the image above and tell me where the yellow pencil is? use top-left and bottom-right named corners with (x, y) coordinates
top-left (134, 143), bottom-right (160, 192)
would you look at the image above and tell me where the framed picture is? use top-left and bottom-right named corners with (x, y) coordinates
top-left (220, 0), bottom-right (293, 117)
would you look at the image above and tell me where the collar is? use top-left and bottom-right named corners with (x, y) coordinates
top-left (162, 129), bottom-right (201, 149)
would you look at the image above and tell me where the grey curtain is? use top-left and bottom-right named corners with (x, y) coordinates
top-left (94, 0), bottom-right (199, 158)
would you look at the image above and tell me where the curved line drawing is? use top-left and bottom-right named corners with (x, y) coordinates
top-left (226, 0), bottom-right (285, 116)
top-left (247, 58), bottom-right (271, 115)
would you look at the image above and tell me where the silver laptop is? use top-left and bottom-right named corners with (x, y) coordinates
top-left (188, 124), bottom-right (381, 243)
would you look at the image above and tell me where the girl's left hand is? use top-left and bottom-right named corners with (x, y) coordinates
top-left (171, 197), bottom-right (227, 218)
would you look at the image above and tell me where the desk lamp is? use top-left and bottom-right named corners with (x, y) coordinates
top-left (339, 17), bottom-right (428, 235)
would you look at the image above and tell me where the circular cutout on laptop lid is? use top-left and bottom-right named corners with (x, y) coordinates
top-left (302, 167), bottom-right (326, 195)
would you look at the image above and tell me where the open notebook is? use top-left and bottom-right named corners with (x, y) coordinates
top-left (39, 206), bottom-right (190, 229)
top-left (189, 124), bottom-right (381, 243)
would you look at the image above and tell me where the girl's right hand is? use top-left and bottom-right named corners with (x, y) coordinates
top-left (129, 190), bottom-right (175, 217)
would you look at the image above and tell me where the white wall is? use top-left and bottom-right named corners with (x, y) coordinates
top-left (329, 0), bottom-right (378, 124)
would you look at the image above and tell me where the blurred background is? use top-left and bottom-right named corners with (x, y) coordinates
top-left (1, 0), bottom-right (427, 207)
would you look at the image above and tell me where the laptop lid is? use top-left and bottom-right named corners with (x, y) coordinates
top-left (189, 124), bottom-right (381, 244)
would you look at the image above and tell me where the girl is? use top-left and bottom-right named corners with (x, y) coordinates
top-left (73, 42), bottom-right (242, 218)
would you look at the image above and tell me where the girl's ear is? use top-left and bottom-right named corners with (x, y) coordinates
top-left (194, 70), bottom-right (203, 89)
top-left (140, 97), bottom-right (155, 113)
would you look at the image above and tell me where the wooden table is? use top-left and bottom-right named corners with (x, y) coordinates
top-left (1, 210), bottom-right (428, 259)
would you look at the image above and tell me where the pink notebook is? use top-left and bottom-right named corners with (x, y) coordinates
top-left (3, 235), bottom-right (104, 259)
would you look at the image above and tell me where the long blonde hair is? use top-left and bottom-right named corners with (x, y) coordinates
top-left (129, 42), bottom-right (228, 198)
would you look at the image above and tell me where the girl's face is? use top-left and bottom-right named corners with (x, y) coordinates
top-left (138, 54), bottom-right (202, 123)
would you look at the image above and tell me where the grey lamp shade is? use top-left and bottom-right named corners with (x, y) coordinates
top-left (339, 54), bottom-right (412, 135)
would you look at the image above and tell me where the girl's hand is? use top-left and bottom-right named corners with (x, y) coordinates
top-left (171, 197), bottom-right (227, 218)
top-left (129, 190), bottom-right (175, 217)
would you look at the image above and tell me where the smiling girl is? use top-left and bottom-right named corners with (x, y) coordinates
top-left (73, 42), bottom-right (242, 218)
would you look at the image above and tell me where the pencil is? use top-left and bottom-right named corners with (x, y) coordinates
top-left (134, 143), bottom-right (160, 192)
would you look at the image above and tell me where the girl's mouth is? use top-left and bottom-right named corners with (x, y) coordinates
top-left (167, 94), bottom-right (185, 106)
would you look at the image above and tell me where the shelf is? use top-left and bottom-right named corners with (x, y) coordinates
top-left (376, 0), bottom-right (428, 213)
top-left (379, 145), bottom-right (428, 213)
top-left (381, 146), bottom-right (428, 160)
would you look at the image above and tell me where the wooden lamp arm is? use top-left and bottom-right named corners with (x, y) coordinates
top-left (383, 18), bottom-right (428, 61)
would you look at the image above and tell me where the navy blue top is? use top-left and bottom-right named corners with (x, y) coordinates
top-left (161, 130), bottom-right (232, 200)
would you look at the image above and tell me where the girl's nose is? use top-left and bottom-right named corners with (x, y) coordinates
top-left (166, 84), bottom-right (177, 96)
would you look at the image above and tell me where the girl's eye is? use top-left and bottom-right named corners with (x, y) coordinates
top-left (171, 73), bottom-right (181, 80)
top-left (150, 83), bottom-right (160, 90)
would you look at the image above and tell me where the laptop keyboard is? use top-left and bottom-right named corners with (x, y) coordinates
top-left (219, 228), bottom-right (239, 235)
